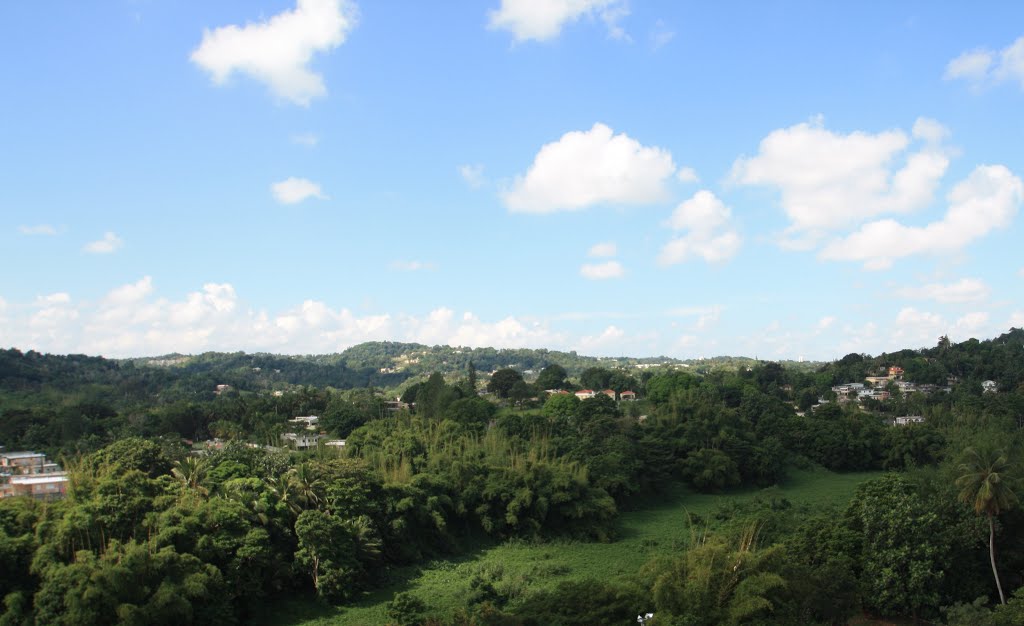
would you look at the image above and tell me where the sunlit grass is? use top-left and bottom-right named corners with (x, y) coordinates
top-left (261, 468), bottom-right (881, 625)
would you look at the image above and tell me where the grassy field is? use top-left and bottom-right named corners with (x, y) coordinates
top-left (262, 468), bottom-right (881, 625)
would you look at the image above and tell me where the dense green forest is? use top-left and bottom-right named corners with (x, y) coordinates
top-left (1, 330), bottom-right (1023, 624)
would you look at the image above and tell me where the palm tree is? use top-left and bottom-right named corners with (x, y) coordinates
top-left (289, 463), bottom-right (322, 510)
top-left (171, 457), bottom-right (209, 498)
top-left (956, 447), bottom-right (1019, 604)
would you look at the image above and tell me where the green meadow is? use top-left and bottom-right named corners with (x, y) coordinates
top-left (265, 468), bottom-right (881, 625)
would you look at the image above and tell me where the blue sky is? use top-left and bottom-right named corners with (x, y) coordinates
top-left (2, 0), bottom-right (1024, 360)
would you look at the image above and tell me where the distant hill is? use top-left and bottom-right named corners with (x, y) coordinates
top-left (7, 327), bottom-right (1023, 405)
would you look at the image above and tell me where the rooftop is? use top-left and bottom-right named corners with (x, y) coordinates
top-left (10, 475), bottom-right (68, 485)
top-left (0, 452), bottom-right (45, 460)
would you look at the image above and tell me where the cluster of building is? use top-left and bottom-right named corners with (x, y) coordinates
top-left (278, 415), bottom-right (346, 450)
top-left (547, 389), bottom-right (638, 401)
top-left (0, 449), bottom-right (68, 500)
top-left (822, 366), bottom-right (976, 406)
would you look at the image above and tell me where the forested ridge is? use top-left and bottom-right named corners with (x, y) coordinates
top-left (0, 330), bottom-right (1023, 624)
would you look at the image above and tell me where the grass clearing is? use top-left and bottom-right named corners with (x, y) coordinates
top-left (262, 468), bottom-right (881, 625)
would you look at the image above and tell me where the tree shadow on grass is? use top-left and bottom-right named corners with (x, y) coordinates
top-left (254, 537), bottom-right (494, 626)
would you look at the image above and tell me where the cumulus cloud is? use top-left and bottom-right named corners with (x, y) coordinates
top-left (502, 123), bottom-right (676, 213)
top-left (271, 177), bottom-right (327, 204)
top-left (0, 278), bottom-right (574, 357)
top-left (896, 278), bottom-right (990, 303)
top-left (580, 260), bottom-right (624, 280)
top-left (658, 190), bottom-right (741, 264)
top-left (817, 316), bottom-right (836, 331)
top-left (731, 117), bottom-right (951, 243)
top-left (19, 224), bottom-right (56, 236)
top-left (892, 307), bottom-right (990, 347)
top-left (587, 242), bottom-right (617, 257)
top-left (945, 50), bottom-right (994, 83)
top-left (820, 164), bottom-right (1023, 269)
top-left (190, 0), bottom-right (357, 106)
top-left (488, 0), bottom-right (628, 42)
top-left (945, 36), bottom-right (1024, 89)
top-left (84, 232), bottom-right (123, 254)
top-left (458, 164), bottom-right (486, 188)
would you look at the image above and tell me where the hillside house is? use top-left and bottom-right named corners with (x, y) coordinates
top-left (575, 389), bottom-right (596, 400)
top-left (894, 416), bottom-right (926, 426)
top-left (281, 432), bottom-right (321, 449)
top-left (601, 389), bottom-right (617, 400)
top-left (289, 415), bottom-right (319, 429)
top-left (620, 390), bottom-right (637, 401)
top-left (0, 451), bottom-right (68, 500)
top-left (896, 381), bottom-right (917, 393)
top-left (832, 383), bottom-right (865, 395)
top-left (982, 380), bottom-right (998, 394)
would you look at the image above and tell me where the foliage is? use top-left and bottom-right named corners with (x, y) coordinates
top-left (643, 524), bottom-right (787, 625)
top-left (845, 474), bottom-right (953, 618)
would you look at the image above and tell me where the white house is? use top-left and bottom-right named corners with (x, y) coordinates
top-left (281, 432), bottom-right (321, 449)
top-left (575, 389), bottom-right (596, 400)
top-left (894, 416), bottom-right (926, 426)
top-left (289, 415), bottom-right (320, 429)
top-left (982, 380), bottom-right (998, 394)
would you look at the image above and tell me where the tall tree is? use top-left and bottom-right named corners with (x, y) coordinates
top-left (956, 447), bottom-right (1019, 605)
top-left (487, 369), bottom-right (523, 399)
top-left (535, 364), bottom-right (568, 390)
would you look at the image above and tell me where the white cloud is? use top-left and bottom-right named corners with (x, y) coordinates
top-left (502, 123), bottom-right (676, 213)
top-left (731, 117), bottom-right (951, 242)
top-left (36, 293), bottom-right (71, 306)
top-left (891, 307), bottom-right (990, 347)
top-left (580, 260), bottom-right (624, 280)
top-left (578, 325), bottom-right (626, 352)
top-left (658, 190), bottom-right (741, 264)
top-left (1009, 311), bottom-right (1024, 328)
top-left (945, 50), bottom-right (994, 83)
top-left (817, 316), bottom-right (836, 331)
top-left (291, 132), bottom-right (319, 146)
top-left (271, 177), bottom-right (327, 204)
top-left (676, 166), bottom-right (699, 183)
top-left (458, 164), bottom-right (486, 188)
top-left (19, 224), bottom-right (56, 236)
top-left (0, 278), bottom-right (580, 357)
top-left (1019, 267), bottom-right (1024, 277)
top-left (488, 0), bottom-right (628, 43)
top-left (820, 164), bottom-right (1023, 269)
top-left (945, 36), bottom-right (1024, 89)
top-left (587, 242), bottom-right (617, 257)
top-left (104, 276), bottom-right (154, 306)
top-left (391, 260), bottom-right (436, 272)
top-left (896, 278), bottom-right (990, 303)
top-left (190, 0), bottom-right (357, 106)
top-left (84, 232), bottom-right (123, 254)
